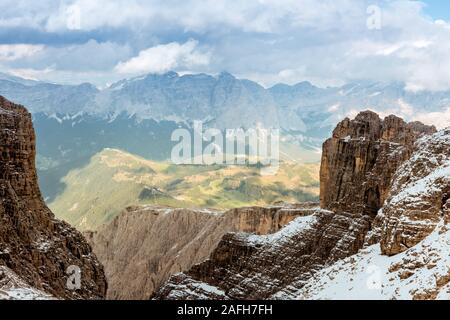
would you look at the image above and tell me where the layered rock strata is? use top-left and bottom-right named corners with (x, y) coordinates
top-left (0, 96), bottom-right (107, 299)
top-left (153, 207), bottom-right (370, 299)
top-left (320, 111), bottom-right (436, 216)
top-left (86, 203), bottom-right (315, 299)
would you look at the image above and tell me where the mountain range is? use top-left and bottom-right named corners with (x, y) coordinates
top-left (1, 71), bottom-right (450, 202)
top-left (2, 71), bottom-right (449, 129)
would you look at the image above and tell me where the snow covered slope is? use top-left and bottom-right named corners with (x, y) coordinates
top-left (285, 222), bottom-right (449, 300)
top-left (277, 128), bottom-right (450, 300)
top-left (0, 266), bottom-right (54, 300)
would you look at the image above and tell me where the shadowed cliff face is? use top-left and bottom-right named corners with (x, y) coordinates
top-left (0, 96), bottom-right (107, 299)
top-left (153, 208), bottom-right (371, 300)
top-left (320, 111), bottom-right (436, 217)
top-left (152, 111), bottom-right (437, 300)
top-left (86, 203), bottom-right (315, 299)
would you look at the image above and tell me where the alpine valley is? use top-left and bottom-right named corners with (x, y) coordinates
top-left (1, 71), bottom-right (450, 205)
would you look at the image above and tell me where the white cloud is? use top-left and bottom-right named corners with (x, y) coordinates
top-left (341, 102), bottom-right (450, 130)
top-left (397, 99), bottom-right (414, 117)
top-left (328, 104), bottom-right (341, 112)
top-left (44, 0), bottom-right (154, 32)
top-left (114, 39), bottom-right (210, 75)
top-left (3, 0), bottom-right (450, 92)
top-left (8, 67), bottom-right (53, 80)
top-left (0, 44), bottom-right (44, 61)
top-left (40, 0), bottom-right (366, 34)
top-left (413, 107), bottom-right (450, 130)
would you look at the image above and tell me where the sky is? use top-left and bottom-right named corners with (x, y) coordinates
top-left (1, 0), bottom-right (450, 90)
top-left (422, 0), bottom-right (450, 20)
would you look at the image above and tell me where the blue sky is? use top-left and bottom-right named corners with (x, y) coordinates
top-left (422, 0), bottom-right (450, 20)
top-left (1, 0), bottom-right (450, 91)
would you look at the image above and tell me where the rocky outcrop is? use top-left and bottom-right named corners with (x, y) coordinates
top-left (86, 203), bottom-right (313, 299)
top-left (320, 111), bottom-right (436, 217)
top-left (153, 207), bottom-right (370, 299)
top-left (153, 111), bottom-right (437, 300)
top-left (285, 128), bottom-right (450, 300)
top-left (379, 129), bottom-right (450, 255)
top-left (0, 96), bottom-right (106, 299)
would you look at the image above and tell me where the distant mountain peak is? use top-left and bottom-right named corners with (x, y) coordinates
top-left (269, 80), bottom-right (319, 93)
top-left (293, 80), bottom-right (314, 88)
top-left (0, 71), bottom-right (40, 86)
top-left (142, 71), bottom-right (179, 80)
top-left (163, 71), bottom-right (179, 78)
top-left (218, 71), bottom-right (235, 79)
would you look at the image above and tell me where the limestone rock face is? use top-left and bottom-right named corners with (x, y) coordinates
top-left (320, 111), bottom-right (436, 217)
top-left (87, 203), bottom-right (314, 299)
top-left (379, 129), bottom-right (450, 255)
top-left (0, 96), bottom-right (106, 299)
top-left (86, 206), bottom-right (227, 300)
top-left (153, 207), bottom-right (371, 300)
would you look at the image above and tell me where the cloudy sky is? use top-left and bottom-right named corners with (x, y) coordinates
top-left (1, 0), bottom-right (450, 90)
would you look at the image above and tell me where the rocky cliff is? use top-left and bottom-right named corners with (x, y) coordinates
top-left (86, 206), bottom-right (228, 300)
top-left (153, 207), bottom-right (371, 299)
top-left (153, 111), bottom-right (438, 300)
top-left (0, 96), bottom-right (106, 299)
top-left (320, 111), bottom-right (436, 216)
top-left (290, 128), bottom-right (450, 300)
top-left (86, 203), bottom-right (315, 299)
top-left (379, 128), bottom-right (450, 255)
